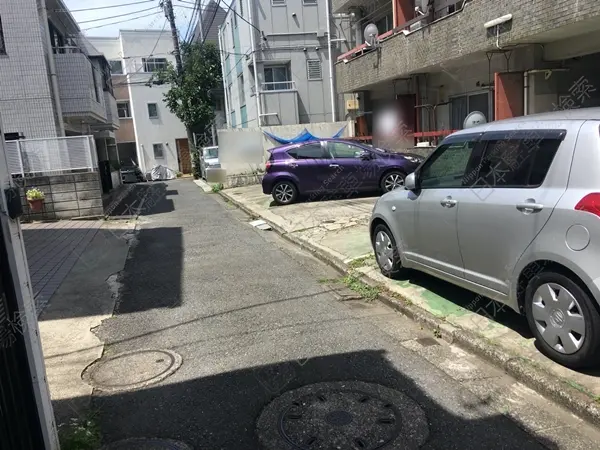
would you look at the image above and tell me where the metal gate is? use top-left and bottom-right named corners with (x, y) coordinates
top-left (0, 226), bottom-right (45, 449)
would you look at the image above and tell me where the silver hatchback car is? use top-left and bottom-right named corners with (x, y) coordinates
top-left (370, 108), bottom-right (600, 369)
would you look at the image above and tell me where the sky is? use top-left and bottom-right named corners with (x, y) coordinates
top-left (62, 0), bottom-right (205, 39)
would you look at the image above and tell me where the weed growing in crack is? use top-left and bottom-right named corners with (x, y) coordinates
top-left (211, 183), bottom-right (224, 193)
top-left (342, 272), bottom-right (381, 301)
top-left (58, 414), bottom-right (101, 450)
top-left (348, 255), bottom-right (376, 269)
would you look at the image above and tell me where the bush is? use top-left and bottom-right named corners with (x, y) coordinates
top-left (211, 183), bottom-right (224, 193)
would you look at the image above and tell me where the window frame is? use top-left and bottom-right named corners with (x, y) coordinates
top-left (142, 57), bottom-right (168, 73)
top-left (287, 142), bottom-right (329, 160)
top-left (450, 90), bottom-right (494, 129)
top-left (116, 101), bottom-right (131, 119)
top-left (264, 65), bottom-right (291, 91)
top-left (327, 141), bottom-right (364, 159)
top-left (147, 102), bottom-right (159, 119)
top-left (469, 129), bottom-right (566, 189)
top-left (153, 143), bottom-right (165, 159)
top-left (109, 60), bottom-right (123, 74)
top-left (238, 73), bottom-right (245, 106)
top-left (417, 133), bottom-right (483, 190)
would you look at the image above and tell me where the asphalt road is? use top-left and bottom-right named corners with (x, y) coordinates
top-left (78, 179), bottom-right (594, 449)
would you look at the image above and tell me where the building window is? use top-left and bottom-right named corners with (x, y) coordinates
top-left (227, 83), bottom-right (233, 106)
top-left (303, 0), bottom-right (317, 4)
top-left (142, 57), bottom-right (167, 73)
top-left (0, 17), bottom-right (6, 55)
top-left (264, 65), bottom-right (291, 91)
top-left (91, 67), bottom-right (100, 102)
top-left (272, 0), bottom-right (286, 5)
top-left (109, 60), bottom-right (123, 74)
top-left (238, 74), bottom-right (245, 106)
top-left (232, 7), bottom-right (238, 28)
top-left (153, 143), bottom-right (164, 158)
top-left (239, 0), bottom-right (244, 17)
top-left (230, 111), bottom-right (237, 128)
top-left (147, 103), bottom-right (159, 119)
top-left (117, 102), bottom-right (131, 118)
top-left (307, 60), bottom-right (322, 80)
top-left (450, 92), bottom-right (492, 129)
top-left (231, 20), bottom-right (235, 44)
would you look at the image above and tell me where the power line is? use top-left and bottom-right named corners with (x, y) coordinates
top-left (81, 11), bottom-right (161, 31)
top-left (176, 2), bottom-right (261, 35)
top-left (77, 6), bottom-right (160, 24)
top-left (57, 0), bottom-right (154, 13)
top-left (182, 0), bottom-right (199, 43)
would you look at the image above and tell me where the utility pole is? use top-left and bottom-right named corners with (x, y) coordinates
top-left (162, 0), bottom-right (196, 162)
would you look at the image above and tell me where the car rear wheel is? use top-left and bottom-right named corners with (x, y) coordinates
top-left (372, 224), bottom-right (402, 278)
top-left (380, 171), bottom-right (406, 193)
top-left (272, 180), bottom-right (298, 205)
top-left (525, 271), bottom-right (600, 369)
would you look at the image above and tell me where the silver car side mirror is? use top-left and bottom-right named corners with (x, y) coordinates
top-left (405, 172), bottom-right (417, 190)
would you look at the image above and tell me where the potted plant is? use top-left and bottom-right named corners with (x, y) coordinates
top-left (26, 188), bottom-right (45, 212)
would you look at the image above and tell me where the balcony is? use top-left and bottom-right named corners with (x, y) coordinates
top-left (91, 91), bottom-right (120, 131)
top-left (54, 48), bottom-right (107, 124)
top-left (254, 82), bottom-right (299, 125)
top-left (335, 0), bottom-right (600, 93)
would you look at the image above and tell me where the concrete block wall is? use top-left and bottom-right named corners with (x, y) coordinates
top-left (335, 0), bottom-right (600, 93)
top-left (14, 172), bottom-right (104, 221)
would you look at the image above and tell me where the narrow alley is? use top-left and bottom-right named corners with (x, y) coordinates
top-left (65, 179), bottom-right (600, 450)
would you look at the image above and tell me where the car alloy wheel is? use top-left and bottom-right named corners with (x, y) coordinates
top-left (383, 172), bottom-right (405, 192)
top-left (273, 181), bottom-right (297, 205)
top-left (530, 282), bottom-right (585, 354)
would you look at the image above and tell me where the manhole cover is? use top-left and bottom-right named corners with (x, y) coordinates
top-left (82, 349), bottom-right (182, 392)
top-left (256, 381), bottom-right (428, 450)
top-left (100, 438), bottom-right (191, 449)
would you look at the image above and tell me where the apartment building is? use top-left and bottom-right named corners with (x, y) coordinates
top-left (189, 0), bottom-right (227, 135)
top-left (218, 0), bottom-right (348, 128)
top-left (0, 0), bottom-right (119, 143)
top-left (334, 0), bottom-right (600, 148)
top-left (89, 31), bottom-right (190, 175)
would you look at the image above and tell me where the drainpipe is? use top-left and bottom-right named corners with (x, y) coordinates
top-left (523, 71), bottom-right (529, 116)
top-left (40, 0), bottom-right (65, 137)
top-left (247, 0), bottom-right (262, 127)
top-left (218, 28), bottom-right (231, 129)
top-left (326, 0), bottom-right (337, 122)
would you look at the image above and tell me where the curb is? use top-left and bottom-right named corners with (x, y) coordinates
top-left (217, 188), bottom-right (600, 427)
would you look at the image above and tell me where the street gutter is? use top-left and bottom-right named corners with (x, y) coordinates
top-left (217, 187), bottom-right (600, 428)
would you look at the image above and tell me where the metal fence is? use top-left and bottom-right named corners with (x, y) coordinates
top-left (5, 136), bottom-right (98, 177)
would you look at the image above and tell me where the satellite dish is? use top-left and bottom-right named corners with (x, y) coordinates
top-left (463, 111), bottom-right (487, 129)
top-left (364, 23), bottom-right (379, 47)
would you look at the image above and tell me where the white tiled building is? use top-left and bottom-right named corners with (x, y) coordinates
top-left (89, 31), bottom-right (190, 175)
top-left (0, 0), bottom-right (119, 141)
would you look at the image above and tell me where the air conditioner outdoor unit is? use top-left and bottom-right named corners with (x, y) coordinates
top-left (346, 99), bottom-right (359, 110)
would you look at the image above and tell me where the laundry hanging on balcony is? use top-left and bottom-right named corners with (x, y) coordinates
top-left (262, 125), bottom-right (347, 145)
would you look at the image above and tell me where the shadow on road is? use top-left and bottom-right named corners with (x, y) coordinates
top-left (54, 349), bottom-right (559, 449)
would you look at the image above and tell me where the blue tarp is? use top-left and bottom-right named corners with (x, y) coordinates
top-left (263, 125), bottom-right (347, 145)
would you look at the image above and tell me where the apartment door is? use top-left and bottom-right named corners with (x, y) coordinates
top-left (176, 138), bottom-right (192, 174)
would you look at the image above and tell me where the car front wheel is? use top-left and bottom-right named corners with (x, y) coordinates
top-left (272, 180), bottom-right (298, 205)
top-left (380, 171), bottom-right (406, 193)
top-left (525, 271), bottom-right (600, 369)
top-left (372, 224), bottom-right (402, 278)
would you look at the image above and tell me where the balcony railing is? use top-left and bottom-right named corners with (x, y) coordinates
top-left (6, 136), bottom-right (98, 177)
top-left (252, 81), bottom-right (297, 94)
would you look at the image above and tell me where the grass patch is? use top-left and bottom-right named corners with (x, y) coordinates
top-left (342, 272), bottom-right (381, 301)
top-left (58, 415), bottom-right (102, 450)
top-left (317, 277), bottom-right (341, 284)
top-left (348, 255), bottom-right (376, 269)
top-left (211, 183), bottom-right (224, 193)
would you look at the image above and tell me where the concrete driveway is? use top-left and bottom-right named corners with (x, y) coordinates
top-left (224, 184), bottom-right (377, 261)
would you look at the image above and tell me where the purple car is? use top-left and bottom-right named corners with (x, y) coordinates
top-left (262, 139), bottom-right (424, 205)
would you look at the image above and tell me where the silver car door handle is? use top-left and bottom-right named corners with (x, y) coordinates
top-left (516, 202), bottom-right (544, 212)
top-left (329, 164), bottom-right (339, 168)
top-left (440, 197), bottom-right (457, 208)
